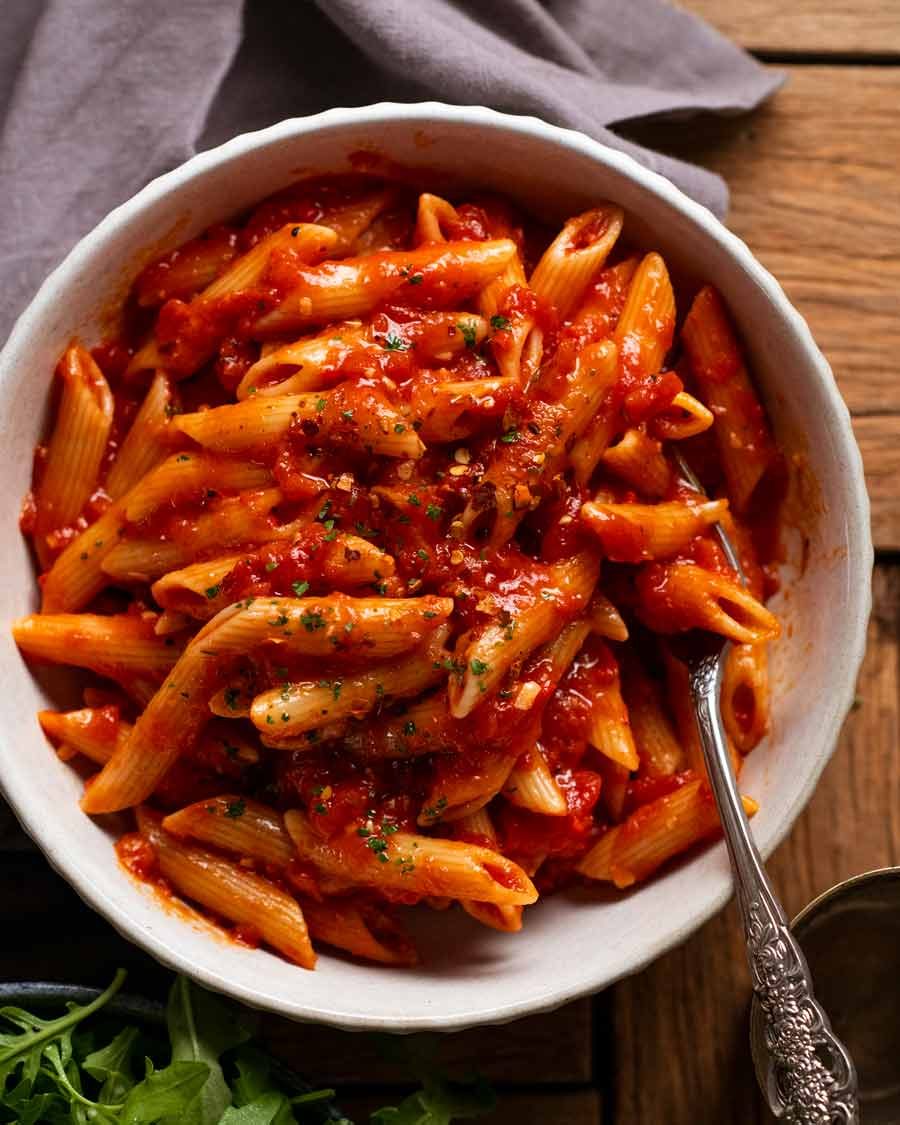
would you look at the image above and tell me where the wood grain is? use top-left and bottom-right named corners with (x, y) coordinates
top-left (678, 0), bottom-right (900, 56)
top-left (610, 564), bottom-right (900, 1124)
top-left (854, 415), bottom-right (900, 552)
top-left (338, 1089), bottom-right (602, 1124)
top-left (622, 66), bottom-right (900, 422)
top-left (263, 998), bottom-right (593, 1085)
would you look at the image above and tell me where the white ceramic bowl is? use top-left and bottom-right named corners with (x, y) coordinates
top-left (0, 104), bottom-right (872, 1030)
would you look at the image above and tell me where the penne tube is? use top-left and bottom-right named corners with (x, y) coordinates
top-left (413, 193), bottom-right (460, 244)
top-left (33, 344), bottom-right (114, 567)
top-left (253, 239), bottom-right (517, 336)
top-left (323, 188), bottom-right (398, 254)
top-left (504, 746), bottom-right (567, 815)
top-left (136, 807), bottom-right (315, 968)
top-left (105, 372), bottom-right (174, 500)
top-left (635, 562), bottom-right (781, 645)
top-left (342, 691), bottom-right (457, 760)
top-left (13, 613), bottom-right (180, 679)
top-left (175, 391), bottom-right (424, 459)
top-left (449, 552), bottom-right (599, 718)
top-left (600, 428), bottom-right (673, 499)
top-left (577, 778), bottom-right (758, 888)
top-left (588, 595), bottom-right (628, 642)
top-left (721, 642), bottom-right (770, 753)
top-left (40, 503), bottom-right (128, 613)
top-left (456, 808), bottom-right (524, 933)
top-left (418, 749), bottom-right (519, 825)
top-left (597, 756), bottom-right (630, 823)
top-left (412, 375), bottom-right (518, 442)
top-left (459, 337), bottom-right (619, 546)
top-left (104, 489), bottom-right (293, 582)
top-left (134, 225), bottom-right (240, 307)
top-left (681, 286), bottom-right (778, 512)
top-left (652, 390), bottom-right (714, 442)
top-left (152, 532), bottom-right (395, 619)
top-left (299, 896), bottom-right (418, 966)
top-left (580, 498), bottom-right (729, 563)
top-left (622, 661), bottom-right (687, 777)
top-left (38, 704), bottom-right (125, 766)
top-left (570, 252), bottom-right (675, 486)
top-left (163, 796), bottom-right (296, 867)
top-left (284, 809), bottom-right (537, 906)
top-left (238, 312), bottom-right (489, 399)
top-left (251, 626), bottom-right (448, 739)
top-left (529, 205), bottom-right (624, 321)
top-left (569, 256), bottom-right (639, 330)
top-left (585, 650), bottom-right (639, 772)
top-left (204, 222), bottom-right (338, 300)
top-left (124, 454), bottom-right (271, 523)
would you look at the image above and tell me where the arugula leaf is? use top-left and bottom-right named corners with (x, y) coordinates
top-left (165, 976), bottom-right (252, 1124)
top-left (84, 1026), bottom-right (139, 1104)
top-left (0, 969), bottom-right (127, 1094)
top-left (370, 1075), bottom-right (495, 1124)
top-left (120, 1060), bottom-right (210, 1124)
top-left (219, 1089), bottom-right (294, 1124)
top-left (231, 1047), bottom-right (273, 1105)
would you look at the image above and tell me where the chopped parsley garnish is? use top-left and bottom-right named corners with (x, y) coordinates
top-left (225, 799), bottom-right (245, 819)
top-left (382, 333), bottom-right (411, 352)
top-left (403, 720), bottom-right (417, 736)
top-left (223, 688), bottom-right (240, 711)
top-left (490, 314), bottom-right (510, 330)
top-left (422, 795), bottom-right (448, 820)
top-left (416, 548), bottom-right (429, 561)
top-left (265, 560), bottom-right (278, 572)
top-left (205, 584), bottom-right (221, 599)
top-left (394, 422), bottom-right (406, 433)
top-left (425, 503), bottom-right (443, 521)
top-left (500, 427), bottom-right (520, 444)
top-left (300, 610), bottom-right (326, 631)
top-left (457, 320), bottom-right (478, 348)
top-left (292, 579), bottom-right (310, 597)
top-left (269, 613), bottom-right (289, 627)
top-left (470, 658), bottom-right (490, 676)
top-left (176, 454), bottom-right (191, 463)
top-left (342, 409), bottom-right (355, 420)
top-left (315, 397), bottom-right (326, 412)
top-left (408, 493), bottom-right (421, 507)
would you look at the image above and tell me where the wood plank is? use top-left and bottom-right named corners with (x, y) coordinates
top-left (338, 1089), bottom-right (602, 1125)
top-left (262, 997), bottom-right (593, 1086)
top-left (621, 67), bottom-right (900, 420)
top-left (678, 0), bottom-right (900, 55)
top-left (610, 563), bottom-right (900, 1123)
top-left (855, 414), bottom-right (900, 553)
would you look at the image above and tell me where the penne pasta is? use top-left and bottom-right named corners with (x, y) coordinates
top-left (456, 808), bottom-right (524, 933)
top-left (105, 372), bottom-right (174, 500)
top-left (285, 809), bottom-right (537, 906)
top-left (721, 642), bottom-right (770, 753)
top-left (174, 390), bottom-right (423, 459)
top-left (577, 779), bottom-right (758, 888)
top-left (254, 239), bottom-right (517, 336)
top-left (529, 205), bottom-right (624, 321)
top-left (622, 660), bottom-right (687, 777)
top-left (635, 562), bottom-right (781, 645)
top-left (580, 498), bottom-right (729, 563)
top-left (681, 285), bottom-right (778, 512)
top-left (32, 345), bottom-right (114, 567)
top-left (136, 807), bottom-right (315, 968)
top-left (504, 746), bottom-right (568, 816)
top-left (600, 428), bottom-right (673, 498)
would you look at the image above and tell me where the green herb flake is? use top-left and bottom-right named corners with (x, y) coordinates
top-left (205, 584), bottom-right (221, 599)
top-left (500, 427), bottom-right (520, 444)
top-left (300, 610), bottom-right (326, 631)
top-left (225, 799), bottom-right (246, 819)
top-left (292, 579), bottom-right (310, 597)
top-left (490, 314), bottom-right (510, 330)
top-left (425, 503), bottom-right (443, 521)
top-left (457, 320), bottom-right (478, 348)
top-left (382, 333), bottom-right (411, 352)
top-left (470, 658), bottom-right (490, 676)
top-left (315, 397), bottom-right (327, 413)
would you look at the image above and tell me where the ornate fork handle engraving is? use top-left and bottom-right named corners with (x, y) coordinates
top-left (688, 651), bottom-right (859, 1123)
top-left (745, 896), bottom-right (856, 1122)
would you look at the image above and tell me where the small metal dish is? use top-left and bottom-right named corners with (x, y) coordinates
top-left (750, 868), bottom-right (900, 1122)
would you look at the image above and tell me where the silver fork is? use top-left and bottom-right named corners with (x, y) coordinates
top-left (671, 449), bottom-right (858, 1123)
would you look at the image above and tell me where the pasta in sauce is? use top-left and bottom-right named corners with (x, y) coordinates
top-left (14, 172), bottom-right (784, 969)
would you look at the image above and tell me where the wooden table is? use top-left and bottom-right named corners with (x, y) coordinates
top-left (3, 3), bottom-right (899, 1122)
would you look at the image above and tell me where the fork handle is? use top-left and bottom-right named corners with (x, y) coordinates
top-left (689, 650), bottom-right (858, 1123)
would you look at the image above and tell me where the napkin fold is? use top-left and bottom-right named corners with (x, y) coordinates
top-left (0, 0), bottom-right (781, 342)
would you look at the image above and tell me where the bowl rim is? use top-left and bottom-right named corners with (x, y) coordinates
top-left (0, 101), bottom-right (873, 1030)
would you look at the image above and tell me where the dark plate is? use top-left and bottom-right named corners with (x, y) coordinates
top-left (0, 980), bottom-right (346, 1121)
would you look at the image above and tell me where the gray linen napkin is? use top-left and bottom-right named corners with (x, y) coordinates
top-left (0, 0), bottom-right (782, 346)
